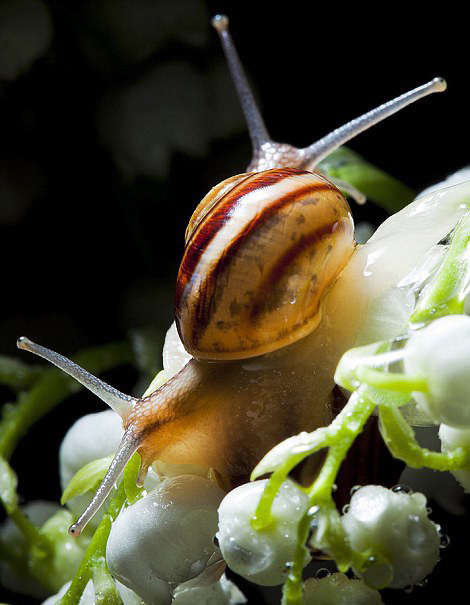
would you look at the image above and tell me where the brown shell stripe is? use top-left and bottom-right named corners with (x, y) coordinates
top-left (186, 177), bottom-right (336, 347)
top-left (176, 168), bottom-right (312, 309)
top-left (249, 219), bottom-right (344, 321)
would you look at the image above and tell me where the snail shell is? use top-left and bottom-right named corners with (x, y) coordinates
top-left (176, 168), bottom-right (354, 360)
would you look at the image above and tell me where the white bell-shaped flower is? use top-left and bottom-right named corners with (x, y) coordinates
top-left (341, 485), bottom-right (440, 589)
top-left (439, 423), bottom-right (470, 492)
top-left (303, 572), bottom-right (384, 605)
top-left (106, 474), bottom-right (225, 604)
top-left (217, 479), bottom-right (310, 586)
top-left (404, 315), bottom-right (470, 427)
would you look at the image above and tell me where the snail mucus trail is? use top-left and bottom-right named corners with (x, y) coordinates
top-left (17, 14), bottom-right (446, 536)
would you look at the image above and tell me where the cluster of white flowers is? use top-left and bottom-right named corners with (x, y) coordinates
top-left (29, 170), bottom-right (470, 604)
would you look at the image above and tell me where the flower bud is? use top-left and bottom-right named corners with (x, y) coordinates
top-left (341, 485), bottom-right (440, 589)
top-left (304, 572), bottom-right (384, 605)
top-left (217, 479), bottom-right (310, 586)
top-left (106, 474), bottom-right (225, 604)
top-left (439, 423), bottom-right (470, 492)
top-left (405, 315), bottom-right (470, 427)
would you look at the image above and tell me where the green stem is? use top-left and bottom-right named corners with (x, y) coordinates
top-left (0, 342), bottom-right (133, 460)
top-left (91, 558), bottom-right (124, 605)
top-left (252, 431), bottom-right (330, 530)
top-left (8, 508), bottom-right (52, 553)
top-left (0, 356), bottom-right (43, 391)
top-left (252, 466), bottom-right (300, 531)
top-left (318, 147), bottom-right (416, 213)
top-left (410, 212), bottom-right (470, 324)
top-left (379, 403), bottom-right (469, 470)
top-left (280, 390), bottom-right (376, 605)
top-left (0, 538), bottom-right (32, 581)
top-left (355, 367), bottom-right (428, 393)
top-left (123, 453), bottom-right (144, 505)
top-left (281, 513), bottom-right (312, 605)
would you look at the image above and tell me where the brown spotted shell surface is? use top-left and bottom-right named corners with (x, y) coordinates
top-left (175, 167), bottom-right (355, 360)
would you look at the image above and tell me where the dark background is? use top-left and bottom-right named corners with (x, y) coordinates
top-left (0, 1), bottom-right (469, 604)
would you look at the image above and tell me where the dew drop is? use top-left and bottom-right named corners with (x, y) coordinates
top-left (342, 504), bottom-right (350, 514)
top-left (392, 483), bottom-right (413, 494)
top-left (404, 585), bottom-right (414, 594)
top-left (439, 534), bottom-right (451, 549)
top-left (315, 567), bottom-right (331, 579)
top-left (350, 485), bottom-right (362, 496)
top-left (308, 505), bottom-right (320, 517)
top-left (283, 562), bottom-right (292, 573)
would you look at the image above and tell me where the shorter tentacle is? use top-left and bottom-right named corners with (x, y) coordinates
top-left (327, 176), bottom-right (367, 205)
top-left (69, 428), bottom-right (140, 535)
top-left (17, 337), bottom-right (136, 418)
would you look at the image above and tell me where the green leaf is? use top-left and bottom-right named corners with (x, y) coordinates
top-left (61, 456), bottom-right (113, 505)
top-left (0, 455), bottom-right (18, 514)
top-left (122, 452), bottom-right (143, 505)
top-left (319, 147), bottom-right (416, 213)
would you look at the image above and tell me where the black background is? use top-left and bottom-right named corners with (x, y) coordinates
top-left (1, 1), bottom-right (469, 604)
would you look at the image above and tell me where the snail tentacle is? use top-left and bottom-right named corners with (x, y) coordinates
top-left (16, 337), bottom-right (136, 417)
top-left (212, 15), bottom-right (446, 178)
top-left (69, 428), bottom-right (140, 535)
top-left (301, 78), bottom-right (447, 168)
top-left (212, 14), bottom-right (269, 150)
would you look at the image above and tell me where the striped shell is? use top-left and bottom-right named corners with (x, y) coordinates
top-left (175, 167), bottom-right (355, 360)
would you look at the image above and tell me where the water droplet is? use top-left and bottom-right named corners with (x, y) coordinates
top-left (404, 585), bottom-right (414, 594)
top-left (331, 483), bottom-right (338, 492)
top-left (361, 558), bottom-right (394, 589)
top-left (392, 483), bottom-right (412, 494)
top-left (308, 505), bottom-right (319, 517)
top-left (315, 567), bottom-right (331, 579)
top-left (416, 577), bottom-right (429, 587)
top-left (439, 534), bottom-right (451, 549)
top-left (225, 541), bottom-right (272, 575)
top-left (342, 504), bottom-right (350, 514)
top-left (426, 506), bottom-right (433, 515)
top-left (350, 485), bottom-right (362, 495)
top-left (283, 562), bottom-right (292, 573)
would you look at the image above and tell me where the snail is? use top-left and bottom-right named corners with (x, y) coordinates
top-left (16, 15), bottom-right (447, 537)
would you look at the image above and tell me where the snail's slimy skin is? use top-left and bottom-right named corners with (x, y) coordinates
top-left (323, 177), bottom-right (470, 351)
top-left (145, 178), bottom-right (470, 488)
top-left (131, 335), bottom-right (337, 489)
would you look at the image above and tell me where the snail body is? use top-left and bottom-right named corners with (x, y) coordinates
top-left (17, 16), bottom-right (447, 535)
